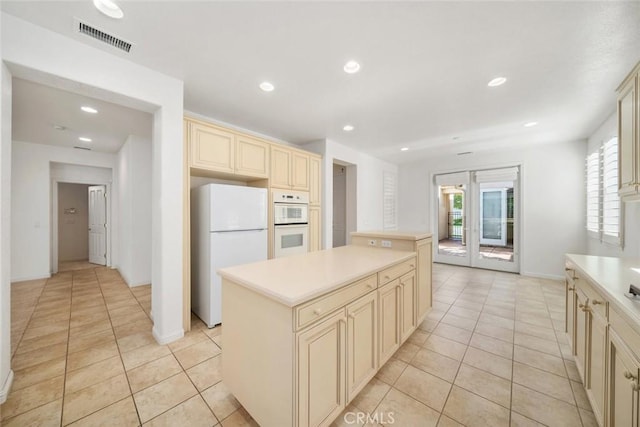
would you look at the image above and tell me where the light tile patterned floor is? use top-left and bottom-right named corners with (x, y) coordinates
top-left (2, 263), bottom-right (595, 426)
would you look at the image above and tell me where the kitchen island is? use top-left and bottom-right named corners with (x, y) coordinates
top-left (218, 243), bottom-right (431, 427)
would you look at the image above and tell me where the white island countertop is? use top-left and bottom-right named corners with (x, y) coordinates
top-left (351, 230), bottom-right (432, 241)
top-left (566, 254), bottom-right (640, 326)
top-left (218, 245), bottom-right (415, 307)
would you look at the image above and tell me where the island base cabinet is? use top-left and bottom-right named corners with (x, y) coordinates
top-left (608, 329), bottom-right (640, 427)
top-left (297, 310), bottom-right (346, 427)
top-left (378, 279), bottom-right (401, 367)
top-left (416, 240), bottom-right (432, 323)
top-left (575, 287), bottom-right (589, 383)
top-left (399, 271), bottom-right (417, 343)
top-left (346, 292), bottom-right (378, 402)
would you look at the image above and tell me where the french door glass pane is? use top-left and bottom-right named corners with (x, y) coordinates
top-left (437, 185), bottom-right (466, 258)
top-left (482, 191), bottom-right (503, 240)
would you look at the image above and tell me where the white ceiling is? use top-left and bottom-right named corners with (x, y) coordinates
top-left (2, 1), bottom-right (640, 162)
top-left (11, 78), bottom-right (152, 153)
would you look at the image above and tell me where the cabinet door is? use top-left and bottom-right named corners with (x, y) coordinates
top-left (346, 292), bottom-right (378, 402)
top-left (575, 288), bottom-right (588, 383)
top-left (399, 271), bottom-right (417, 343)
top-left (378, 280), bottom-right (400, 366)
top-left (235, 135), bottom-right (269, 178)
top-left (297, 310), bottom-right (346, 427)
top-left (189, 122), bottom-right (235, 173)
top-left (270, 146), bottom-right (291, 188)
top-left (565, 274), bottom-right (576, 350)
top-left (608, 329), bottom-right (640, 427)
top-left (292, 151), bottom-right (310, 191)
top-left (416, 240), bottom-right (432, 323)
top-left (309, 156), bottom-right (322, 205)
top-left (618, 74), bottom-right (638, 195)
top-left (586, 307), bottom-right (607, 427)
top-left (309, 206), bottom-right (322, 252)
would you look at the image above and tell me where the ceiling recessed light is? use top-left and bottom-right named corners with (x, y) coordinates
top-left (343, 124), bottom-right (354, 132)
top-left (487, 77), bottom-right (507, 87)
top-left (78, 137), bottom-right (92, 142)
top-left (400, 147), bottom-right (409, 151)
top-left (343, 60), bottom-right (361, 74)
top-left (93, 0), bottom-right (124, 19)
top-left (259, 81), bottom-right (275, 92)
top-left (81, 106), bottom-right (98, 114)
top-left (524, 121), bottom-right (538, 127)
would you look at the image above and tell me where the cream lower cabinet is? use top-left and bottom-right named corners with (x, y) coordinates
top-left (575, 286), bottom-right (589, 382)
top-left (416, 240), bottom-right (432, 322)
top-left (399, 271), bottom-right (417, 343)
top-left (378, 279), bottom-right (400, 366)
top-left (586, 304), bottom-right (608, 426)
top-left (297, 310), bottom-right (346, 427)
top-left (346, 292), bottom-right (378, 401)
top-left (608, 329), bottom-right (640, 427)
top-left (565, 268), bottom-right (577, 350)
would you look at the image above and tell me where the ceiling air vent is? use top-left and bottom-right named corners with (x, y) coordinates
top-left (74, 146), bottom-right (92, 151)
top-left (77, 20), bottom-right (132, 53)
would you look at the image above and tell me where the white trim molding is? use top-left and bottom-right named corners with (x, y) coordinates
top-left (0, 369), bottom-right (14, 404)
top-left (152, 327), bottom-right (183, 345)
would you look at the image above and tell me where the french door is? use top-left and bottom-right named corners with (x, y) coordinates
top-left (434, 167), bottom-right (519, 273)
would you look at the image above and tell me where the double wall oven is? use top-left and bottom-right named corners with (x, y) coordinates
top-left (273, 190), bottom-right (309, 258)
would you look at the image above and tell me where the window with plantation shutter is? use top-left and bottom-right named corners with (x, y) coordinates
top-left (585, 137), bottom-right (623, 246)
top-left (586, 152), bottom-right (600, 235)
top-left (383, 171), bottom-right (397, 230)
top-left (602, 137), bottom-right (620, 244)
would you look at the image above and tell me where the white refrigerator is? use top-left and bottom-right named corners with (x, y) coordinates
top-left (191, 184), bottom-right (268, 327)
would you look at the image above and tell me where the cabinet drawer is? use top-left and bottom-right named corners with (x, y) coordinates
top-left (295, 275), bottom-right (377, 331)
top-left (378, 258), bottom-right (416, 286)
top-left (576, 277), bottom-right (608, 320)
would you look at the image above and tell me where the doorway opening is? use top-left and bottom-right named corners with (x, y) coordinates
top-left (434, 167), bottom-right (519, 273)
top-left (332, 161), bottom-right (357, 248)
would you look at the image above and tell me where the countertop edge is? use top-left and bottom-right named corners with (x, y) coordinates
top-left (565, 253), bottom-right (640, 328)
top-left (220, 250), bottom-right (416, 307)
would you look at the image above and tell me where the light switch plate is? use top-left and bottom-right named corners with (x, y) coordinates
top-left (381, 240), bottom-right (392, 248)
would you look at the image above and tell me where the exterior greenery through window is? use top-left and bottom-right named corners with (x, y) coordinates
top-left (586, 137), bottom-right (622, 246)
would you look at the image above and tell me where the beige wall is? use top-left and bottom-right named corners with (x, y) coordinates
top-left (58, 183), bottom-right (90, 262)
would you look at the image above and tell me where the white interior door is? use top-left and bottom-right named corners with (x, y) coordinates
top-left (88, 185), bottom-right (107, 265)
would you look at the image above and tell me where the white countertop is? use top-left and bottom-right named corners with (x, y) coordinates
top-left (566, 254), bottom-right (640, 326)
top-left (219, 245), bottom-right (416, 307)
top-left (351, 230), bottom-right (432, 241)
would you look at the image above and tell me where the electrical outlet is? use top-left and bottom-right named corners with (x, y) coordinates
top-left (381, 240), bottom-right (392, 248)
top-left (368, 239), bottom-right (377, 246)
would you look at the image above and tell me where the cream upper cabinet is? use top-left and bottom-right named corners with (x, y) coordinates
top-left (346, 292), bottom-right (378, 402)
top-left (235, 135), bottom-right (269, 178)
top-left (189, 121), bottom-right (235, 173)
top-left (309, 156), bottom-right (322, 206)
top-left (296, 309), bottom-right (346, 427)
top-left (292, 151), bottom-right (310, 191)
top-left (270, 146), bottom-right (292, 188)
top-left (270, 146), bottom-right (311, 191)
top-left (308, 206), bottom-right (321, 252)
top-left (617, 63), bottom-right (640, 201)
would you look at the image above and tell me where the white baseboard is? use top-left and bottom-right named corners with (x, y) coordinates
top-left (10, 273), bottom-right (51, 283)
top-left (129, 281), bottom-right (152, 288)
top-left (152, 327), bottom-right (184, 345)
top-left (521, 271), bottom-right (564, 281)
top-left (0, 370), bottom-right (14, 404)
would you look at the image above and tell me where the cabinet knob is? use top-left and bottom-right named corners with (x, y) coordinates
top-left (313, 308), bottom-right (323, 316)
top-left (567, 287), bottom-right (575, 291)
top-left (624, 371), bottom-right (637, 380)
top-left (366, 283), bottom-right (374, 289)
top-left (409, 264), bottom-right (415, 268)
top-left (578, 303), bottom-right (585, 309)
top-left (591, 300), bottom-right (603, 306)
top-left (384, 275), bottom-right (390, 280)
